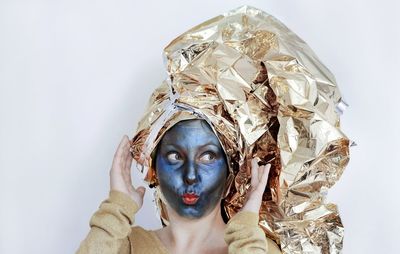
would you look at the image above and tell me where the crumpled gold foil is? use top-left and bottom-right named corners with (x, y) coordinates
top-left (130, 5), bottom-right (352, 254)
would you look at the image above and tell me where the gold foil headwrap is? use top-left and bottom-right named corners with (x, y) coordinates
top-left (130, 5), bottom-right (351, 253)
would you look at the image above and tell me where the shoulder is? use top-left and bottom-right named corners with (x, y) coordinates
top-left (128, 226), bottom-right (153, 252)
top-left (266, 238), bottom-right (282, 254)
top-left (227, 210), bottom-right (260, 226)
top-left (129, 225), bottom-right (154, 240)
top-left (130, 225), bottom-right (149, 233)
top-left (226, 211), bottom-right (282, 253)
top-left (129, 226), bottom-right (159, 246)
top-left (128, 226), bottom-right (163, 252)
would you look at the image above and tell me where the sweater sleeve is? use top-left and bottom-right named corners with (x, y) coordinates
top-left (76, 190), bottom-right (139, 254)
top-left (224, 211), bottom-right (282, 254)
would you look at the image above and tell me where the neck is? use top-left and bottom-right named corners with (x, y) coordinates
top-left (164, 202), bottom-right (227, 250)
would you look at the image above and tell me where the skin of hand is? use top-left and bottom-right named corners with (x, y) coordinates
top-left (241, 158), bottom-right (271, 214)
top-left (109, 135), bottom-right (146, 209)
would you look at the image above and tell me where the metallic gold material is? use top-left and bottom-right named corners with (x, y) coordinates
top-left (130, 5), bottom-right (352, 253)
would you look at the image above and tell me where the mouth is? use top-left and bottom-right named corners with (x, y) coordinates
top-left (182, 193), bottom-right (200, 205)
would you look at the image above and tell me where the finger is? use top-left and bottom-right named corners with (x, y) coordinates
top-left (120, 136), bottom-right (131, 169)
top-left (121, 136), bottom-right (131, 160)
top-left (258, 164), bottom-right (264, 182)
top-left (125, 152), bottom-right (134, 173)
top-left (121, 137), bottom-right (133, 172)
top-left (250, 158), bottom-right (259, 187)
top-left (113, 135), bottom-right (129, 166)
top-left (136, 186), bottom-right (146, 198)
top-left (122, 153), bottom-right (134, 184)
top-left (124, 142), bottom-right (137, 188)
top-left (257, 164), bottom-right (271, 192)
top-left (120, 144), bottom-right (133, 181)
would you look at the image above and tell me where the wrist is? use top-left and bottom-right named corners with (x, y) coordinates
top-left (241, 198), bottom-right (261, 213)
top-left (109, 190), bottom-right (139, 216)
top-left (229, 210), bottom-right (260, 226)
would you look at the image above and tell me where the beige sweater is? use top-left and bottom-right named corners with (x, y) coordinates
top-left (76, 190), bottom-right (282, 254)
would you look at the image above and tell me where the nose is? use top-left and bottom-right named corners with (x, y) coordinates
top-left (184, 161), bottom-right (198, 185)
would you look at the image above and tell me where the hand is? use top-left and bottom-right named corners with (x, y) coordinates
top-left (109, 135), bottom-right (146, 209)
top-left (241, 158), bottom-right (271, 213)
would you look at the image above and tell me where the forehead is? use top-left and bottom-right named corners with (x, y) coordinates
top-left (160, 119), bottom-right (220, 146)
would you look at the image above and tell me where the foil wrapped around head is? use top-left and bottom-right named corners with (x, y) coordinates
top-left (130, 5), bottom-right (351, 254)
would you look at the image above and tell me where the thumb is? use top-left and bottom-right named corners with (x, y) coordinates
top-left (136, 186), bottom-right (146, 197)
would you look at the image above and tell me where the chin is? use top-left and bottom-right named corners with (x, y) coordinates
top-left (177, 207), bottom-right (204, 219)
top-left (175, 200), bottom-right (216, 219)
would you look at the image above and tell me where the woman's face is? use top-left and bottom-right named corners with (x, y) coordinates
top-left (155, 119), bottom-right (228, 219)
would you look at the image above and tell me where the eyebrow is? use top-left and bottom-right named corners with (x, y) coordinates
top-left (163, 141), bottom-right (220, 150)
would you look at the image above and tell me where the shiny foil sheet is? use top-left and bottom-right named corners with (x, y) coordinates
top-left (130, 5), bottom-right (352, 254)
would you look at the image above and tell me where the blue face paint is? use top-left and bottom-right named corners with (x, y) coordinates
top-left (155, 119), bottom-right (228, 219)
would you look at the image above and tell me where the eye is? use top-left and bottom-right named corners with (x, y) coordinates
top-left (166, 152), bottom-right (182, 163)
top-left (199, 151), bottom-right (216, 163)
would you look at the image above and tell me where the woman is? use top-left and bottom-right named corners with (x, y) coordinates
top-left (77, 5), bottom-right (350, 253)
top-left (76, 119), bottom-right (282, 253)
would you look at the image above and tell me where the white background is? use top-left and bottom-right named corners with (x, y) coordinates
top-left (1, 1), bottom-right (399, 253)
